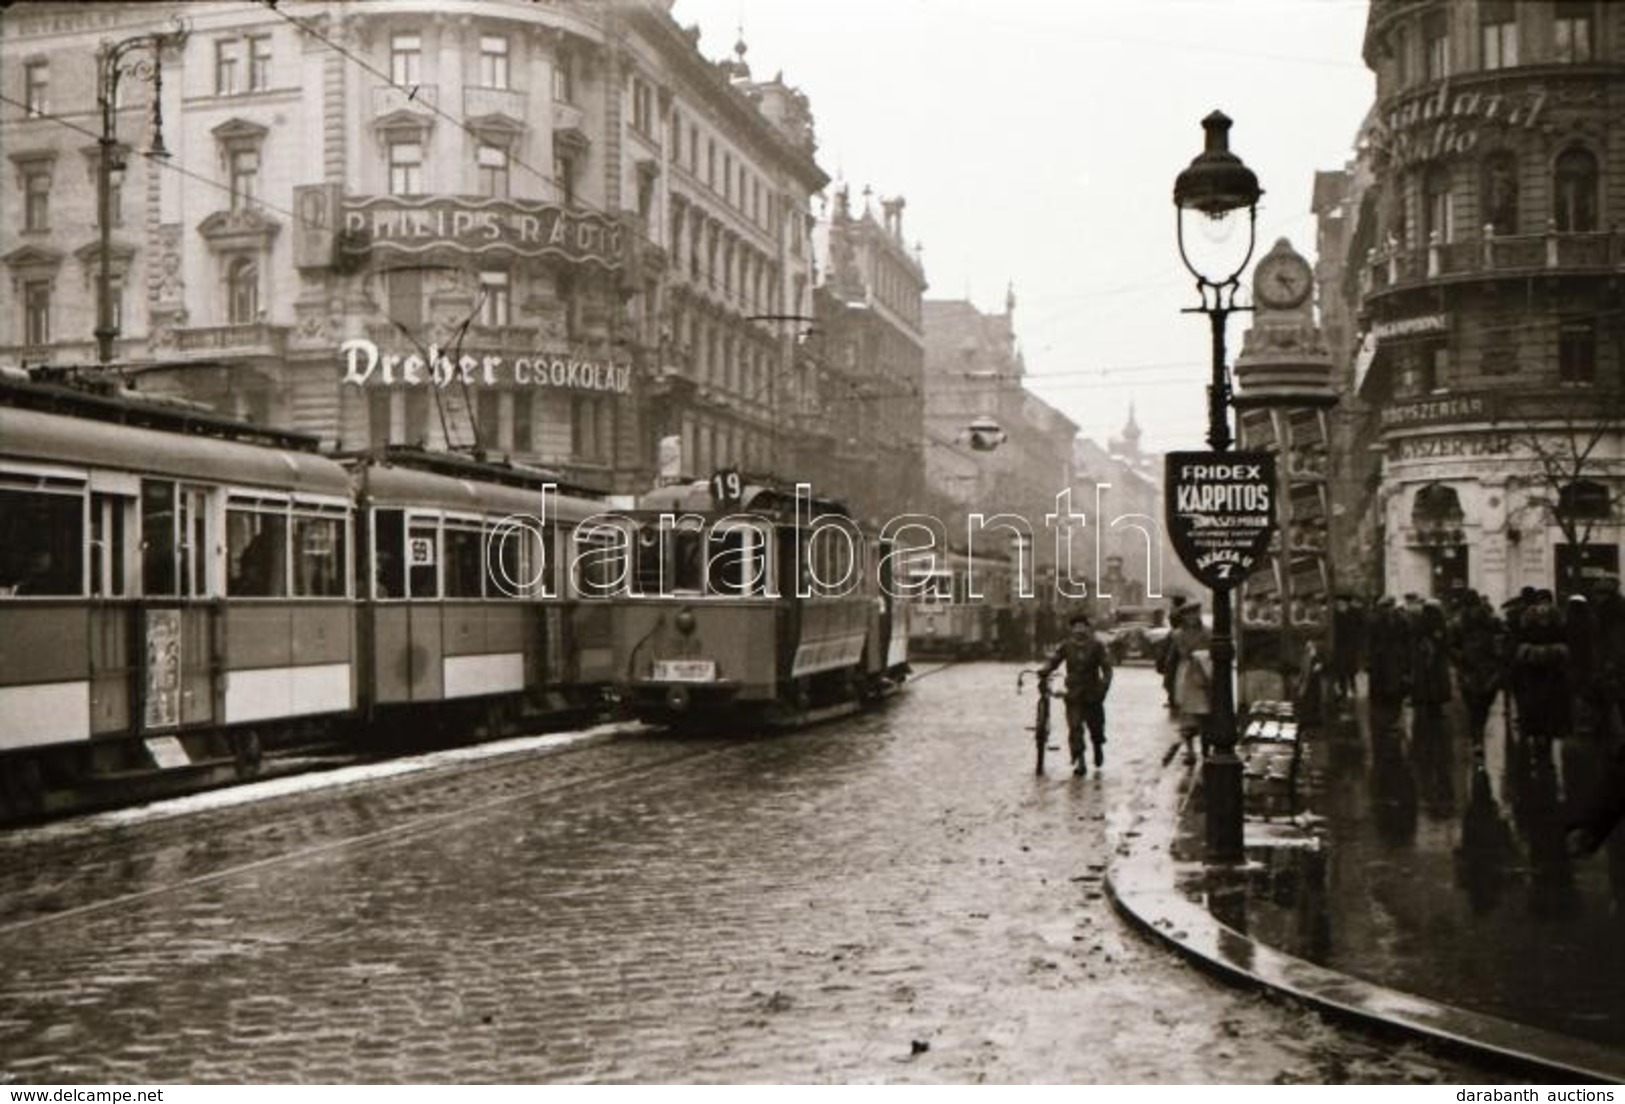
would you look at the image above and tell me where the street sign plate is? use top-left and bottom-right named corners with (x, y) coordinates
top-left (653, 659), bottom-right (717, 682)
top-left (1164, 450), bottom-right (1278, 591)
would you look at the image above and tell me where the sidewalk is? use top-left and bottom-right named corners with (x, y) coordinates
top-left (1106, 694), bottom-right (1625, 1084)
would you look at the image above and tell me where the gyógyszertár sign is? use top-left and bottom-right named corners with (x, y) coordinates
top-left (1164, 451), bottom-right (1277, 590)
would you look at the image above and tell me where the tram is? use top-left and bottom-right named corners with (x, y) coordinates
top-left (607, 478), bottom-right (909, 726)
top-left (905, 546), bottom-right (1015, 658)
top-left (0, 368), bottom-right (610, 820)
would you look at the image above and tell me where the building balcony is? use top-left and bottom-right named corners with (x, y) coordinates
top-left (464, 87), bottom-right (526, 127)
top-left (372, 83), bottom-right (439, 120)
top-left (173, 323), bottom-right (289, 358)
top-left (1364, 229), bottom-right (1625, 298)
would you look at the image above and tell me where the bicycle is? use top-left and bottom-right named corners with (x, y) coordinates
top-left (1017, 669), bottom-right (1058, 775)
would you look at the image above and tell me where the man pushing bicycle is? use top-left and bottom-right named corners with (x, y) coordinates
top-left (1038, 611), bottom-right (1114, 777)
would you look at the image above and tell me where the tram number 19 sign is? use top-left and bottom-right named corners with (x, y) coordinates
top-left (1164, 451), bottom-right (1278, 591)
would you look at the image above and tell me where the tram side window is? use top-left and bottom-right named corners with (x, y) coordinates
top-left (574, 523), bottom-right (628, 598)
top-left (444, 522), bottom-right (484, 598)
top-left (292, 513), bottom-right (347, 597)
top-left (489, 520), bottom-right (548, 598)
top-left (142, 479), bottom-right (177, 596)
top-left (0, 484), bottom-right (83, 596)
top-left (373, 509), bottom-right (405, 598)
top-left (408, 520), bottom-right (439, 598)
top-left (227, 507), bottom-right (288, 597)
top-left (90, 492), bottom-right (129, 597)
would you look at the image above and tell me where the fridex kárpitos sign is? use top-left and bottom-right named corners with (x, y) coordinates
top-left (1165, 451), bottom-right (1278, 591)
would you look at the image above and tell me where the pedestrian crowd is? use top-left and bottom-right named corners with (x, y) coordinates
top-left (1328, 580), bottom-right (1625, 857)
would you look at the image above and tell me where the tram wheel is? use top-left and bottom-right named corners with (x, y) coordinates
top-left (2, 757), bottom-right (45, 819)
top-left (232, 730), bottom-right (263, 780)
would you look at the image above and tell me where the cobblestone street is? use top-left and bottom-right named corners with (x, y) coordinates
top-left (0, 665), bottom-right (1499, 1083)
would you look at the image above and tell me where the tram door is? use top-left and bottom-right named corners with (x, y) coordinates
top-left (137, 481), bottom-right (215, 732)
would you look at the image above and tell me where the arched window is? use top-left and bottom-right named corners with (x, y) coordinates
top-left (1553, 147), bottom-right (1598, 232)
top-left (227, 257), bottom-right (258, 324)
top-left (1480, 151), bottom-right (1518, 235)
top-left (1413, 483), bottom-right (1464, 526)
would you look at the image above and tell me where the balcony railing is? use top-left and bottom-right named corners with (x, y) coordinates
top-left (1365, 229), bottom-right (1625, 295)
top-left (174, 323), bottom-right (289, 356)
top-left (464, 86), bottom-right (526, 123)
top-left (372, 84), bottom-right (438, 119)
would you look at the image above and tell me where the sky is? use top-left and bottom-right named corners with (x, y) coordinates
top-left (670, 0), bottom-right (1375, 452)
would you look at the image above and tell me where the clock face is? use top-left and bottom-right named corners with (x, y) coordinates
top-left (1257, 254), bottom-right (1312, 309)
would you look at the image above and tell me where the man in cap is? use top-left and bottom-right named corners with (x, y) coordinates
top-left (1039, 611), bottom-right (1114, 777)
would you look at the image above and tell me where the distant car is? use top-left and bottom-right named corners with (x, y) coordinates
top-left (1099, 605), bottom-right (1171, 664)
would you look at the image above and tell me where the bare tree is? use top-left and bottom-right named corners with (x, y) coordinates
top-left (1498, 388), bottom-right (1625, 587)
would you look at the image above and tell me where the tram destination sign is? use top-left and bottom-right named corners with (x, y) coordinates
top-left (1165, 451), bottom-right (1278, 591)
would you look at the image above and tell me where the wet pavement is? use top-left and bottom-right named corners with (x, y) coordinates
top-left (0, 665), bottom-right (1502, 1083)
top-left (1142, 687), bottom-right (1625, 1080)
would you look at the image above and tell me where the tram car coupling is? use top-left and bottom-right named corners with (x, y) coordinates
top-left (607, 479), bottom-right (909, 727)
top-left (0, 367), bottom-right (613, 823)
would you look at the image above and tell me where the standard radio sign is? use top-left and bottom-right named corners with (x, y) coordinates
top-left (1165, 451), bottom-right (1278, 591)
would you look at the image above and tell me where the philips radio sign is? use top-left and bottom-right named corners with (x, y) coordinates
top-left (1164, 451), bottom-right (1278, 590)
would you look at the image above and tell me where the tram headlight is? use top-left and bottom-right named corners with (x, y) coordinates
top-left (665, 684), bottom-right (691, 713)
top-left (675, 607), bottom-right (697, 635)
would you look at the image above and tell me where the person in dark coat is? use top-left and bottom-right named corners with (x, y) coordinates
top-left (1450, 593), bottom-right (1506, 746)
top-left (1512, 589), bottom-right (1570, 741)
top-left (1591, 575), bottom-right (1625, 742)
top-left (1367, 596), bottom-right (1411, 721)
top-left (1410, 599), bottom-right (1454, 718)
top-left (1565, 594), bottom-right (1600, 735)
top-left (1039, 612), bottom-right (1114, 777)
top-left (1331, 594), bottom-right (1368, 703)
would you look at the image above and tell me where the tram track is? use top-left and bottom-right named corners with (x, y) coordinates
top-left (0, 666), bottom-right (956, 935)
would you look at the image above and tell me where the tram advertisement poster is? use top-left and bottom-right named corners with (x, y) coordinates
top-left (1164, 451), bottom-right (1278, 591)
top-left (142, 609), bottom-right (183, 731)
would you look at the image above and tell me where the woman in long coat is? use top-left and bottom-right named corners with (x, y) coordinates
top-left (1170, 604), bottom-right (1212, 765)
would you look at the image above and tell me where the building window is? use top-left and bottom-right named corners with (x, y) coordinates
top-left (688, 124), bottom-right (699, 174)
top-left (723, 151), bottom-right (732, 202)
top-left (23, 280), bottom-right (50, 345)
top-left (554, 151), bottom-right (575, 207)
top-left (572, 396), bottom-right (610, 461)
top-left (227, 257), bottom-right (258, 324)
top-left (552, 52), bottom-right (574, 104)
top-left (23, 169), bottom-right (50, 232)
top-left (1424, 165), bottom-right (1453, 243)
top-left (479, 35), bottom-right (509, 89)
top-left (670, 112), bottom-right (682, 164)
top-left (389, 139), bottom-right (423, 196)
top-left (391, 33), bottom-right (422, 87)
top-left (108, 275), bottom-right (125, 335)
top-left (476, 395), bottom-right (501, 453)
top-left (513, 393), bottom-right (534, 453)
top-left (631, 77), bottom-right (654, 135)
top-left (1559, 320), bottom-right (1596, 384)
top-left (478, 270), bottom-right (510, 327)
top-left (1481, 152), bottom-right (1518, 235)
top-left (1554, 1), bottom-right (1593, 63)
top-left (215, 38), bottom-right (241, 96)
top-left (477, 143), bottom-right (509, 198)
top-left (1424, 12), bottom-right (1450, 80)
top-left (707, 139), bottom-right (716, 189)
top-left (1481, 0), bottom-right (1517, 69)
top-left (23, 60), bottom-right (48, 116)
top-left (1553, 147), bottom-right (1598, 232)
top-left (249, 34), bottom-right (272, 91)
top-left (1392, 26), bottom-right (1410, 86)
top-left (229, 147), bottom-right (259, 210)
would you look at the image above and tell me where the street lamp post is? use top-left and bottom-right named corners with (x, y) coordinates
top-left (1172, 111), bottom-right (1262, 863)
top-left (95, 22), bottom-right (186, 366)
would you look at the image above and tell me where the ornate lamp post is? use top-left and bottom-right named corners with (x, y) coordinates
top-left (95, 22), bottom-right (187, 366)
top-left (1173, 111), bottom-right (1262, 863)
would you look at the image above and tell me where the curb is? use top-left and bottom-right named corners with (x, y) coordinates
top-left (1105, 764), bottom-right (1625, 1085)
